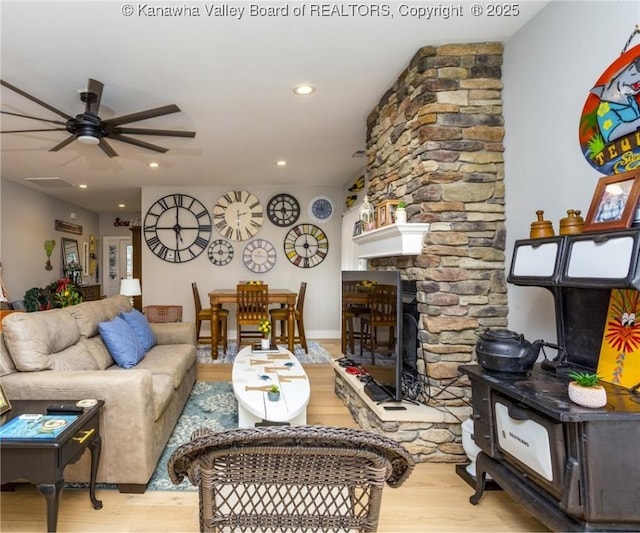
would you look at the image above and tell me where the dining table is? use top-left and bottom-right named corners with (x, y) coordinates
top-left (208, 288), bottom-right (298, 356)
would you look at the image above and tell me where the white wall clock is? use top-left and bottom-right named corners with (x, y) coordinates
top-left (308, 195), bottom-right (334, 224)
top-left (144, 193), bottom-right (212, 263)
top-left (213, 189), bottom-right (264, 241)
top-left (284, 223), bottom-right (329, 268)
top-left (207, 239), bottom-right (234, 266)
top-left (242, 238), bottom-right (277, 273)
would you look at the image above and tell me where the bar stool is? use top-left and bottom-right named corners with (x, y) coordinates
top-left (270, 282), bottom-right (308, 353)
top-left (192, 282), bottom-right (228, 352)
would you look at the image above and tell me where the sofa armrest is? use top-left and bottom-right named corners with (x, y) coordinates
top-left (150, 321), bottom-right (196, 346)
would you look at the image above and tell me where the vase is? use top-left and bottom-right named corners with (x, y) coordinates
top-left (395, 208), bottom-right (407, 224)
top-left (261, 338), bottom-right (270, 349)
top-left (267, 391), bottom-right (280, 401)
top-left (568, 381), bottom-right (607, 408)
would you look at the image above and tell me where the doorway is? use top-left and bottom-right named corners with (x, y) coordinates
top-left (102, 236), bottom-right (133, 297)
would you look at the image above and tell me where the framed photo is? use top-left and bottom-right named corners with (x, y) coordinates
top-left (0, 383), bottom-right (11, 415)
top-left (583, 170), bottom-right (640, 233)
top-left (375, 200), bottom-right (400, 228)
top-left (352, 220), bottom-right (363, 237)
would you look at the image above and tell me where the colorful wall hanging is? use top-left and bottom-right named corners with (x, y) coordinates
top-left (579, 26), bottom-right (640, 175)
top-left (597, 288), bottom-right (640, 389)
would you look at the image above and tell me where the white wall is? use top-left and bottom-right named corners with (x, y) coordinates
top-left (140, 185), bottom-right (343, 338)
top-left (0, 179), bottom-right (100, 300)
top-left (502, 0), bottom-right (639, 342)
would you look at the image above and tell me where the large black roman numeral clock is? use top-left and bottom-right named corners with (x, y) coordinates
top-left (284, 223), bottom-right (329, 268)
top-left (213, 189), bottom-right (264, 241)
top-left (144, 193), bottom-right (212, 263)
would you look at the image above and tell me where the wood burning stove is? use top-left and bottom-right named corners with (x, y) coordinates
top-left (460, 229), bottom-right (640, 531)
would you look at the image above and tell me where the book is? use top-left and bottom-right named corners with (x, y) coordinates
top-left (0, 414), bottom-right (78, 440)
top-left (251, 342), bottom-right (280, 353)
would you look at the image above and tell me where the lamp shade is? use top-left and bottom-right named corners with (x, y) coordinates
top-left (119, 278), bottom-right (141, 297)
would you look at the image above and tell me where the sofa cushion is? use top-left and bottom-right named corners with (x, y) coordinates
top-left (80, 337), bottom-right (115, 370)
top-left (2, 309), bottom-right (81, 371)
top-left (0, 333), bottom-right (16, 376)
top-left (98, 316), bottom-right (145, 369)
top-left (120, 309), bottom-right (157, 352)
top-left (134, 344), bottom-right (196, 388)
top-left (68, 295), bottom-right (131, 338)
top-left (50, 344), bottom-right (101, 371)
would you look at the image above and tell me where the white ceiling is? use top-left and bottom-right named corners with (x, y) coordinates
top-left (0, 1), bottom-right (547, 213)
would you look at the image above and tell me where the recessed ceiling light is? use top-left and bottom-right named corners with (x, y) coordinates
top-left (148, 162), bottom-right (159, 168)
top-left (293, 84), bottom-right (316, 96)
top-left (118, 203), bottom-right (126, 208)
top-left (78, 184), bottom-right (88, 189)
top-left (276, 160), bottom-right (287, 166)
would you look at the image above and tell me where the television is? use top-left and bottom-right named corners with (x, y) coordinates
top-left (341, 270), bottom-right (419, 403)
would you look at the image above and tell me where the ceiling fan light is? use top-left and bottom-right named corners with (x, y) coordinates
top-left (77, 134), bottom-right (100, 145)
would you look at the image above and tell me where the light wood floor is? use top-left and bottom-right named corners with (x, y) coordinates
top-left (0, 340), bottom-right (548, 532)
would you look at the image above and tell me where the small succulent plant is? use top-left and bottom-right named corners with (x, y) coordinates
top-left (397, 201), bottom-right (407, 209)
top-left (568, 371), bottom-right (600, 388)
top-left (269, 384), bottom-right (280, 393)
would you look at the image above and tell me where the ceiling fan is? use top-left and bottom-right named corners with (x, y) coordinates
top-left (0, 78), bottom-right (196, 157)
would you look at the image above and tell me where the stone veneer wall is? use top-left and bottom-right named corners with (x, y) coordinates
top-left (338, 43), bottom-right (509, 462)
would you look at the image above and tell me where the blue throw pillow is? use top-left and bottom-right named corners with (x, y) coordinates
top-left (98, 316), bottom-right (145, 368)
top-left (120, 309), bottom-right (157, 352)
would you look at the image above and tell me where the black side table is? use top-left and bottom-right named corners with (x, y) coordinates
top-left (0, 399), bottom-right (104, 532)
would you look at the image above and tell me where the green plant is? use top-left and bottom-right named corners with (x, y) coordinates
top-left (397, 201), bottom-right (407, 209)
top-left (269, 384), bottom-right (280, 393)
top-left (568, 371), bottom-right (600, 388)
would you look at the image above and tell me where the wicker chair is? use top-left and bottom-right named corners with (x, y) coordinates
top-left (168, 425), bottom-right (415, 533)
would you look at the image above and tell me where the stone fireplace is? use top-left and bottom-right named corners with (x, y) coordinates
top-left (334, 42), bottom-right (508, 463)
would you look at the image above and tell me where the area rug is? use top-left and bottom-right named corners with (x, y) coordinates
top-left (66, 381), bottom-right (237, 492)
top-left (197, 340), bottom-right (332, 364)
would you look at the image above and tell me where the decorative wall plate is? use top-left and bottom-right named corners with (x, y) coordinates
top-left (207, 239), bottom-right (234, 266)
top-left (243, 238), bottom-right (277, 273)
top-left (267, 193), bottom-right (300, 227)
top-left (213, 189), bottom-right (264, 241)
top-left (144, 193), bottom-right (212, 263)
top-left (284, 223), bottom-right (329, 268)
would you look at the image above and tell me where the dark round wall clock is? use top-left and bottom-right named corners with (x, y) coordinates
top-left (266, 193), bottom-right (301, 227)
top-left (207, 239), bottom-right (234, 266)
top-left (143, 193), bottom-right (212, 263)
top-left (284, 223), bottom-right (329, 268)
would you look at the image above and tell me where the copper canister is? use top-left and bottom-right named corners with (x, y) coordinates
top-left (559, 209), bottom-right (584, 235)
top-left (530, 210), bottom-right (555, 239)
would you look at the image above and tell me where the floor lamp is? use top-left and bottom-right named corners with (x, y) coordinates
top-left (120, 278), bottom-right (141, 307)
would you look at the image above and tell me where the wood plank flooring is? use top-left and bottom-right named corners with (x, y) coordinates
top-left (0, 340), bottom-right (548, 532)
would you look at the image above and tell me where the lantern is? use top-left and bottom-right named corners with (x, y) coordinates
top-left (359, 195), bottom-right (376, 230)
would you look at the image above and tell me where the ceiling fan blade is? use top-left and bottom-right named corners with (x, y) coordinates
top-left (113, 127), bottom-right (195, 138)
top-left (2, 128), bottom-right (67, 133)
top-left (83, 78), bottom-right (104, 115)
top-left (1, 79), bottom-right (73, 120)
top-left (98, 138), bottom-right (118, 157)
top-left (49, 135), bottom-right (77, 152)
top-left (104, 104), bottom-right (180, 127)
top-left (109, 133), bottom-right (169, 153)
top-left (1, 110), bottom-right (68, 126)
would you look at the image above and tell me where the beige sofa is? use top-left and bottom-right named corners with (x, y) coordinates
top-left (0, 295), bottom-right (197, 493)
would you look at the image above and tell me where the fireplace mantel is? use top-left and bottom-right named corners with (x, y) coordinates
top-left (353, 223), bottom-right (429, 259)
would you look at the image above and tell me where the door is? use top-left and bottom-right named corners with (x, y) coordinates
top-left (102, 236), bottom-right (133, 297)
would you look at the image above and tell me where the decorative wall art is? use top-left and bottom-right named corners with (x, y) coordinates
top-left (597, 288), bottom-right (640, 389)
top-left (213, 190), bottom-right (264, 241)
top-left (55, 219), bottom-right (82, 235)
top-left (284, 223), bottom-right (329, 268)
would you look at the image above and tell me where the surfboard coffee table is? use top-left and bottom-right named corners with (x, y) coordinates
top-left (232, 345), bottom-right (310, 428)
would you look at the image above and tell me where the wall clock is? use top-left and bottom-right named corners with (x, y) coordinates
top-left (284, 223), bottom-right (329, 268)
top-left (207, 239), bottom-right (234, 266)
top-left (143, 193), bottom-right (212, 263)
top-left (266, 193), bottom-right (300, 227)
top-left (213, 189), bottom-right (264, 241)
top-left (308, 195), bottom-right (334, 224)
top-left (243, 238), bottom-right (277, 273)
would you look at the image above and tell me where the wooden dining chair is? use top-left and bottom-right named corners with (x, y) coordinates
top-left (269, 281), bottom-right (308, 353)
top-left (360, 284), bottom-right (397, 364)
top-left (192, 282), bottom-right (228, 352)
top-left (236, 283), bottom-right (270, 347)
top-left (341, 280), bottom-right (371, 355)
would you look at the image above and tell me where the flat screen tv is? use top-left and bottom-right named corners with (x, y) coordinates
top-left (341, 270), bottom-right (418, 403)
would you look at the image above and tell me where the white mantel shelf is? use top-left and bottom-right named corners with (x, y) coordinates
top-left (353, 223), bottom-right (430, 259)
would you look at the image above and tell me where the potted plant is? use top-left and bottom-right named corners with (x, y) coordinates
top-left (567, 371), bottom-right (607, 408)
top-left (395, 201), bottom-right (407, 224)
top-left (267, 384), bottom-right (280, 401)
top-left (258, 318), bottom-right (272, 349)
